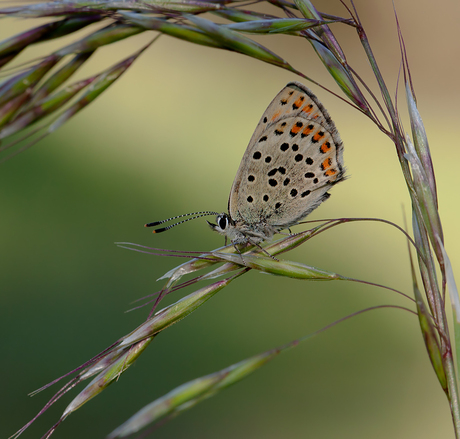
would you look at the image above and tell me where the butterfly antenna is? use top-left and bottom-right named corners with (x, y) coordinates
top-left (145, 211), bottom-right (219, 233)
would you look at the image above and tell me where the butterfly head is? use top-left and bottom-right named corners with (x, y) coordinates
top-left (207, 213), bottom-right (245, 243)
top-left (207, 213), bottom-right (276, 245)
top-left (207, 213), bottom-right (231, 233)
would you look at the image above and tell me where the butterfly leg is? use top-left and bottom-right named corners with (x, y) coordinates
top-left (231, 241), bottom-right (246, 265)
top-left (246, 238), bottom-right (279, 262)
top-left (277, 227), bottom-right (293, 237)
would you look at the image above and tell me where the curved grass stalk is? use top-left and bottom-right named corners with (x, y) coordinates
top-left (1, 0), bottom-right (457, 437)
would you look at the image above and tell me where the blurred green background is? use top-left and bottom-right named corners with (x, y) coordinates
top-left (1, 0), bottom-right (459, 438)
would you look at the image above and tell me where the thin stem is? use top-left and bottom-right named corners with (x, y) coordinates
top-left (299, 217), bottom-right (426, 267)
top-left (347, 64), bottom-right (392, 134)
top-left (297, 304), bottom-right (418, 345)
top-left (343, 277), bottom-right (415, 303)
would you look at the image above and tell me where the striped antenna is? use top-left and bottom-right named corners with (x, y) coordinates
top-left (145, 211), bottom-right (219, 233)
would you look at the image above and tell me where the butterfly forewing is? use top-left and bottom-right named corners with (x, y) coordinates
top-left (228, 82), bottom-right (344, 229)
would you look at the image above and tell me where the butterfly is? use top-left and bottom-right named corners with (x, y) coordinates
top-left (146, 82), bottom-right (344, 249)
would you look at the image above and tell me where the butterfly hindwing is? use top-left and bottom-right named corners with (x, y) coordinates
top-left (228, 82), bottom-right (344, 229)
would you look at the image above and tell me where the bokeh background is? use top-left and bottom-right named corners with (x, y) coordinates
top-left (1, 0), bottom-right (459, 438)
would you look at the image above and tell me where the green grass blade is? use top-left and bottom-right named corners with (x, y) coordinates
top-left (211, 251), bottom-right (343, 280)
top-left (139, 0), bottom-right (223, 13)
top-left (63, 338), bottom-right (153, 415)
top-left (0, 55), bottom-right (60, 107)
top-left (119, 12), bottom-right (222, 48)
top-left (56, 23), bottom-right (144, 56)
top-left (226, 18), bottom-right (336, 34)
top-left (107, 349), bottom-right (281, 438)
top-left (0, 14), bottom-right (98, 67)
top-left (0, 1), bottom-right (109, 17)
top-left (0, 21), bottom-right (60, 59)
top-left (437, 237), bottom-right (460, 385)
top-left (48, 45), bottom-right (148, 133)
top-left (405, 136), bottom-right (444, 264)
top-left (212, 9), bottom-right (271, 23)
top-left (309, 39), bottom-right (367, 111)
top-left (107, 373), bottom-right (224, 438)
top-left (186, 14), bottom-right (302, 73)
top-left (406, 82), bottom-right (437, 202)
top-left (27, 52), bottom-right (94, 107)
top-left (0, 77), bottom-right (94, 139)
top-left (0, 90), bottom-right (32, 128)
top-left (119, 276), bottom-right (238, 348)
top-left (41, 15), bottom-right (103, 40)
top-left (413, 282), bottom-right (447, 393)
top-left (294, 0), bottom-right (347, 63)
top-left (158, 230), bottom-right (315, 284)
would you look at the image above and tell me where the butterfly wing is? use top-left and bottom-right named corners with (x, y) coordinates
top-left (228, 82), bottom-right (344, 229)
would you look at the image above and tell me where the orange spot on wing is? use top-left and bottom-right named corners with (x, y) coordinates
top-left (322, 158), bottom-right (332, 170)
top-left (290, 123), bottom-right (302, 134)
top-left (320, 142), bottom-right (331, 153)
top-left (325, 169), bottom-right (337, 176)
top-left (301, 104), bottom-right (313, 114)
top-left (293, 98), bottom-right (303, 108)
top-left (302, 125), bottom-right (313, 136)
top-left (271, 111), bottom-right (281, 121)
top-left (313, 132), bottom-right (325, 142)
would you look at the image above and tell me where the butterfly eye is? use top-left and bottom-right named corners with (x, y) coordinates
top-left (218, 215), bottom-right (228, 230)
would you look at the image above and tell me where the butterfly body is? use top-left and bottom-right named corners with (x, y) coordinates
top-left (208, 81), bottom-right (345, 246)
